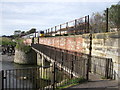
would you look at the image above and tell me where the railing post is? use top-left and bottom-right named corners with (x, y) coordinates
top-left (38, 36), bottom-right (39, 44)
top-left (35, 32), bottom-right (36, 37)
top-left (106, 8), bottom-right (109, 32)
top-left (48, 29), bottom-right (50, 36)
top-left (87, 15), bottom-right (90, 33)
top-left (1, 70), bottom-right (4, 90)
top-left (109, 59), bottom-right (113, 79)
top-left (74, 19), bottom-right (77, 35)
top-left (86, 33), bottom-right (92, 80)
top-left (52, 62), bottom-right (56, 90)
top-left (105, 58), bottom-right (109, 79)
top-left (46, 30), bottom-right (47, 36)
top-left (66, 22), bottom-right (68, 34)
top-left (71, 55), bottom-right (74, 78)
top-left (32, 37), bottom-right (34, 44)
top-left (61, 51), bottom-right (63, 67)
top-left (51, 27), bottom-right (53, 36)
top-left (55, 26), bottom-right (57, 35)
top-left (85, 16), bottom-right (87, 33)
top-left (60, 24), bottom-right (61, 36)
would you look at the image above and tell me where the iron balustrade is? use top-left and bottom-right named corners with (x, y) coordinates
top-left (2, 66), bottom-right (53, 89)
top-left (32, 44), bottom-right (113, 79)
top-left (1, 44), bottom-right (114, 89)
top-left (32, 44), bottom-right (89, 79)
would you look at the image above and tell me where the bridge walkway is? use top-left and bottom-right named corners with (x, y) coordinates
top-left (68, 73), bottom-right (119, 89)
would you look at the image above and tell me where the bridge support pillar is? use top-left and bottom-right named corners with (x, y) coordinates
top-left (37, 53), bottom-right (44, 66)
top-left (41, 55), bottom-right (45, 66)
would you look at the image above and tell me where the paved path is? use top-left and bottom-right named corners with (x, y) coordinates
top-left (68, 73), bottom-right (119, 89)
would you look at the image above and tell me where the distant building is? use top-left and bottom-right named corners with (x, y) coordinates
top-left (14, 30), bottom-right (21, 35)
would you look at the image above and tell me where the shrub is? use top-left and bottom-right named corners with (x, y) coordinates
top-left (0, 37), bottom-right (16, 46)
top-left (16, 42), bottom-right (31, 53)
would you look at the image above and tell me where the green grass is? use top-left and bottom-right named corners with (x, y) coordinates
top-left (56, 77), bottom-right (87, 89)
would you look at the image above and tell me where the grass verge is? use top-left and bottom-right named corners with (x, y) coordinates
top-left (56, 77), bottom-right (87, 89)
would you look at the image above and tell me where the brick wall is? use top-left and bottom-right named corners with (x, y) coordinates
top-left (25, 31), bottom-right (120, 80)
top-left (38, 36), bottom-right (83, 52)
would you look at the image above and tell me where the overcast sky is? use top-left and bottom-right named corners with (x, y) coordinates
top-left (0, 0), bottom-right (119, 36)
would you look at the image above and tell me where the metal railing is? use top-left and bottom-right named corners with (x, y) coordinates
top-left (1, 44), bottom-right (114, 89)
top-left (1, 62), bottom-right (86, 90)
top-left (32, 44), bottom-right (88, 79)
top-left (1, 66), bottom-right (53, 89)
top-left (44, 15), bottom-right (89, 36)
top-left (91, 57), bottom-right (113, 79)
top-left (32, 44), bottom-right (113, 79)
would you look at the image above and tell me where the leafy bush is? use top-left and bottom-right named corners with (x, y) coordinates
top-left (16, 42), bottom-right (31, 53)
top-left (0, 37), bottom-right (16, 46)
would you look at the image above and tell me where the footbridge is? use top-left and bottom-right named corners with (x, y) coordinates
top-left (32, 43), bottom-right (88, 79)
top-left (31, 43), bottom-right (114, 80)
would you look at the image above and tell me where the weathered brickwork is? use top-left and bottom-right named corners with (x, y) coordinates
top-left (38, 36), bottom-right (83, 52)
top-left (25, 31), bottom-right (120, 80)
top-left (23, 38), bottom-right (32, 45)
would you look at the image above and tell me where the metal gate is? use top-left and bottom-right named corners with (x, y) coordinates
top-left (1, 66), bottom-right (53, 89)
top-left (91, 56), bottom-right (113, 79)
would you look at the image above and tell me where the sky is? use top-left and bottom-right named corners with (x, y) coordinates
top-left (0, 0), bottom-right (119, 36)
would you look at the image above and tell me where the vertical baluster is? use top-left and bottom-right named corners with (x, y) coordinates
top-left (40, 66), bottom-right (43, 88)
top-left (25, 69), bottom-right (27, 89)
top-left (51, 27), bottom-right (53, 36)
top-left (38, 67), bottom-right (40, 89)
top-left (2, 70), bottom-right (4, 89)
top-left (29, 68), bottom-right (31, 89)
top-left (66, 22), bottom-right (68, 35)
top-left (75, 19), bottom-right (77, 35)
top-left (55, 26), bottom-right (56, 36)
top-left (48, 29), bottom-right (50, 36)
top-left (12, 70), bottom-right (14, 89)
top-left (5, 70), bottom-right (7, 89)
top-left (31, 68), bottom-right (33, 89)
top-left (45, 29), bottom-right (47, 36)
top-left (60, 24), bottom-right (61, 36)
top-left (9, 70), bottom-right (11, 88)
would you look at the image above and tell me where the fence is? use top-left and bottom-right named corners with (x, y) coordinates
top-left (1, 62), bottom-right (86, 90)
top-left (44, 15), bottom-right (89, 37)
top-left (32, 44), bottom-right (88, 79)
top-left (32, 44), bottom-right (113, 79)
top-left (21, 6), bottom-right (120, 39)
top-left (1, 66), bottom-right (53, 89)
top-left (1, 43), bottom-right (114, 89)
top-left (91, 57), bottom-right (113, 79)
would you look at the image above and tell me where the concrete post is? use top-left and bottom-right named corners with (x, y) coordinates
top-left (41, 55), bottom-right (45, 67)
top-left (37, 53), bottom-right (41, 66)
